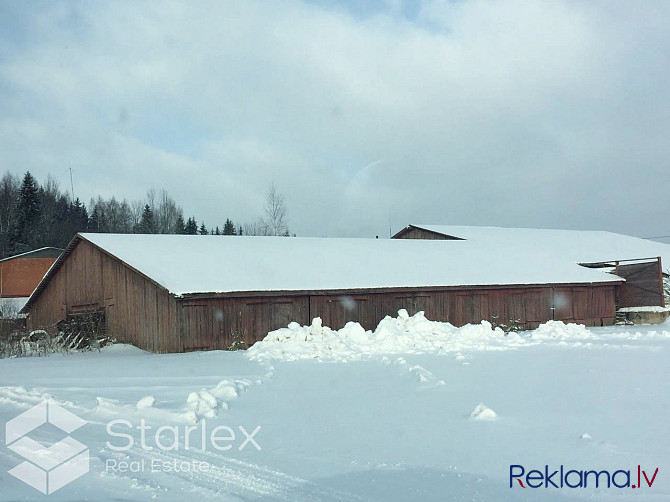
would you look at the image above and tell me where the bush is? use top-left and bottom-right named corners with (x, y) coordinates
top-left (491, 315), bottom-right (524, 334)
top-left (0, 313), bottom-right (114, 359)
top-left (227, 331), bottom-right (248, 351)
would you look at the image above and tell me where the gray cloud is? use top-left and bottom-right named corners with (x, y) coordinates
top-left (0, 0), bottom-right (668, 238)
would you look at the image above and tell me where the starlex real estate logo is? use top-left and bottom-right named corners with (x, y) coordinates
top-left (5, 399), bottom-right (89, 494)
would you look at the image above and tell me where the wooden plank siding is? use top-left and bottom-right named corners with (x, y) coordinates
top-left (614, 259), bottom-right (665, 308)
top-left (26, 240), bottom-right (179, 353)
top-left (177, 296), bottom-right (310, 351)
top-left (307, 285), bottom-right (616, 332)
top-left (176, 284), bottom-right (617, 351)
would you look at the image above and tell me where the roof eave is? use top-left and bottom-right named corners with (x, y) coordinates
top-left (20, 233), bottom-right (174, 314)
top-left (20, 235), bottom-right (84, 314)
top-left (176, 279), bottom-right (624, 300)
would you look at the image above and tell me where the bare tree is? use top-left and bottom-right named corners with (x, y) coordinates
top-left (42, 174), bottom-right (62, 201)
top-left (130, 199), bottom-right (144, 229)
top-left (154, 189), bottom-right (182, 234)
top-left (0, 172), bottom-right (20, 255)
top-left (242, 220), bottom-right (264, 236)
top-left (105, 197), bottom-right (122, 232)
top-left (118, 200), bottom-right (134, 232)
top-left (261, 184), bottom-right (289, 236)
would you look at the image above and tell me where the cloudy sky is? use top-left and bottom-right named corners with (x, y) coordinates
top-left (1, 0), bottom-right (668, 239)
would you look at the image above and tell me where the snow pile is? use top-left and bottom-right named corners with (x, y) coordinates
top-left (248, 312), bottom-right (670, 362)
top-left (136, 395), bottom-right (155, 409)
top-left (185, 379), bottom-right (252, 422)
top-left (210, 379), bottom-right (242, 400)
top-left (187, 389), bottom-right (222, 420)
top-left (92, 378), bottom-right (254, 424)
top-left (247, 309), bottom-right (527, 361)
top-left (469, 403), bottom-right (498, 421)
top-left (530, 320), bottom-right (592, 341)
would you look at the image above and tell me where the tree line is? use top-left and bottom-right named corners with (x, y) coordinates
top-left (0, 171), bottom-right (290, 259)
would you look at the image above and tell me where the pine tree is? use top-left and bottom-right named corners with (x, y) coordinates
top-left (11, 171), bottom-right (42, 251)
top-left (222, 218), bottom-right (236, 235)
top-left (174, 213), bottom-right (186, 234)
top-left (48, 195), bottom-right (70, 246)
top-left (199, 223), bottom-right (208, 235)
top-left (73, 199), bottom-right (89, 235)
top-left (72, 198), bottom-right (89, 230)
top-left (185, 217), bottom-right (198, 235)
top-left (138, 204), bottom-right (154, 234)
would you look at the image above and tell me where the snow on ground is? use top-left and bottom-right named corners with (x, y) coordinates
top-left (1, 313), bottom-right (669, 501)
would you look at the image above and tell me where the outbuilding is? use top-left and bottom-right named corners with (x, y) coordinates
top-left (0, 247), bottom-right (63, 318)
top-left (20, 233), bottom-right (628, 353)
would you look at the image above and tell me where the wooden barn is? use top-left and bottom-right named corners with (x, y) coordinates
top-left (393, 224), bottom-right (668, 309)
top-left (0, 247), bottom-right (63, 318)
top-left (20, 233), bottom-right (629, 353)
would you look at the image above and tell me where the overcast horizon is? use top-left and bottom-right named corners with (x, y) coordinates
top-left (1, 0), bottom-right (668, 240)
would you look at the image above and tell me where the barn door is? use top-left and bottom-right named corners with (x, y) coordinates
top-left (242, 300), bottom-right (270, 346)
top-left (270, 298), bottom-right (308, 332)
top-left (393, 294), bottom-right (431, 317)
top-left (182, 304), bottom-right (210, 352)
top-left (455, 293), bottom-right (489, 326)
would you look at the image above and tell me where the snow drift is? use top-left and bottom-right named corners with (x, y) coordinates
top-left (247, 310), bottom-right (670, 362)
top-left (247, 309), bottom-right (530, 361)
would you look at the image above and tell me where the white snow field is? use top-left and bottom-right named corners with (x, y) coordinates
top-left (1, 312), bottom-right (669, 501)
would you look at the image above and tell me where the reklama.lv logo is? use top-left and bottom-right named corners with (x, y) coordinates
top-left (510, 464), bottom-right (658, 489)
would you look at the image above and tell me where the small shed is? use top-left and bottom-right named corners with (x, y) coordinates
top-left (21, 233), bottom-right (624, 353)
top-left (0, 247), bottom-right (63, 318)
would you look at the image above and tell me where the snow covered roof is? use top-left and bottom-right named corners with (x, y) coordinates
top-left (399, 225), bottom-right (670, 267)
top-left (33, 232), bottom-right (622, 297)
top-left (0, 247), bottom-right (63, 263)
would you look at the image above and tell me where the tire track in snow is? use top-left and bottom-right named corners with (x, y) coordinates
top-left (98, 444), bottom-right (365, 501)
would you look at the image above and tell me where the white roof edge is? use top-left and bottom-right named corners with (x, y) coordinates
top-left (0, 247), bottom-right (63, 263)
